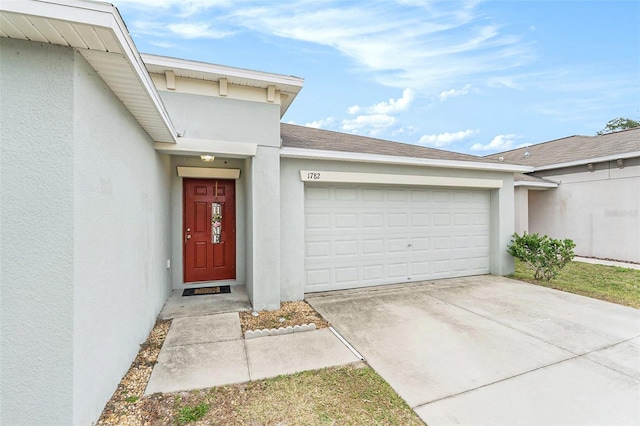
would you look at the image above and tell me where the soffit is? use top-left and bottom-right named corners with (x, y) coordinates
top-left (143, 54), bottom-right (304, 118)
top-left (0, 1), bottom-right (176, 143)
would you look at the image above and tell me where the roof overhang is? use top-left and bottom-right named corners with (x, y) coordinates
top-left (142, 54), bottom-right (304, 118)
top-left (0, 0), bottom-right (177, 143)
top-left (155, 137), bottom-right (257, 158)
top-left (533, 150), bottom-right (640, 171)
top-left (514, 180), bottom-right (558, 189)
top-left (280, 147), bottom-right (533, 173)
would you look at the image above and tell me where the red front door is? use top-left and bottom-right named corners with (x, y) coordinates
top-left (183, 178), bottom-right (236, 283)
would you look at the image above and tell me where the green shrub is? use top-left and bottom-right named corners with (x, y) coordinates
top-left (507, 232), bottom-right (575, 281)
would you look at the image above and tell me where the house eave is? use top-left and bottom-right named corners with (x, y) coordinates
top-left (280, 147), bottom-right (533, 173)
top-left (155, 137), bottom-right (258, 158)
top-left (514, 181), bottom-right (558, 189)
top-left (142, 53), bottom-right (304, 118)
top-left (533, 150), bottom-right (640, 172)
top-left (0, 0), bottom-right (177, 143)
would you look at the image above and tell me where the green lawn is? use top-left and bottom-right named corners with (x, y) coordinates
top-left (138, 364), bottom-right (424, 425)
top-left (511, 259), bottom-right (640, 309)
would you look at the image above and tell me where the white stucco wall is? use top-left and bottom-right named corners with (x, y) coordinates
top-left (514, 186), bottom-right (529, 235)
top-left (1, 39), bottom-right (75, 425)
top-left (170, 156), bottom-right (247, 288)
top-left (71, 51), bottom-right (173, 424)
top-left (154, 89), bottom-right (282, 309)
top-left (280, 158), bottom-right (515, 300)
top-left (248, 146), bottom-right (281, 310)
top-left (158, 91), bottom-right (281, 146)
top-left (529, 159), bottom-right (640, 263)
top-left (1, 39), bottom-right (174, 425)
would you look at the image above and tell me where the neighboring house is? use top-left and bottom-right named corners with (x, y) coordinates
top-left (0, 1), bottom-right (528, 425)
top-left (489, 128), bottom-right (640, 263)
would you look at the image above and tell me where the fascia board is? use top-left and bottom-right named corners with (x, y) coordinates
top-left (107, 7), bottom-right (177, 142)
top-left (514, 181), bottom-right (558, 189)
top-left (2, 0), bottom-right (116, 25)
top-left (142, 53), bottom-right (304, 91)
top-left (155, 138), bottom-right (258, 158)
top-left (2, 0), bottom-right (178, 143)
top-left (300, 170), bottom-right (503, 188)
top-left (280, 147), bottom-right (533, 173)
top-left (534, 151), bottom-right (640, 171)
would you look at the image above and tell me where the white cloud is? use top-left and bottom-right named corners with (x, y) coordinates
top-left (369, 89), bottom-right (415, 114)
top-left (149, 40), bottom-right (176, 48)
top-left (439, 84), bottom-right (471, 101)
top-left (166, 22), bottom-right (234, 39)
top-left (418, 129), bottom-right (478, 147)
top-left (305, 117), bottom-right (335, 129)
top-left (348, 89), bottom-right (414, 115)
top-left (225, 2), bottom-right (532, 92)
top-left (341, 114), bottom-right (397, 136)
top-left (115, 0), bottom-right (225, 17)
top-left (470, 134), bottom-right (521, 151)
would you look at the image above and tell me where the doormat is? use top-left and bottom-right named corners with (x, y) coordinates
top-left (182, 286), bottom-right (231, 297)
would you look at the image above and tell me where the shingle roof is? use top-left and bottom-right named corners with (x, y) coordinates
top-left (514, 173), bottom-right (558, 184)
top-left (281, 123), bottom-right (503, 164)
top-left (487, 127), bottom-right (640, 168)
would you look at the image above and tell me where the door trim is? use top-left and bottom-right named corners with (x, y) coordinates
top-left (182, 178), bottom-right (237, 283)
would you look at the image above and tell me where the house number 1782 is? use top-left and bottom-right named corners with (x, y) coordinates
top-left (307, 172), bottom-right (321, 180)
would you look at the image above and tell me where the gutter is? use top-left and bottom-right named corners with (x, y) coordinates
top-left (533, 150), bottom-right (640, 172)
top-left (280, 147), bottom-right (533, 173)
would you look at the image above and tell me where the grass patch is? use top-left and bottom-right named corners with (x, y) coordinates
top-left (510, 259), bottom-right (640, 309)
top-left (132, 364), bottom-right (423, 425)
top-left (177, 402), bottom-right (210, 425)
top-left (233, 364), bottom-right (421, 426)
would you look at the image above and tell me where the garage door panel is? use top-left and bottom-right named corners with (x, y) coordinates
top-left (363, 239), bottom-right (384, 254)
top-left (306, 241), bottom-right (330, 258)
top-left (304, 185), bottom-right (490, 292)
top-left (335, 240), bottom-right (358, 256)
top-left (389, 263), bottom-right (409, 277)
top-left (363, 188), bottom-right (384, 200)
top-left (306, 186), bottom-right (330, 200)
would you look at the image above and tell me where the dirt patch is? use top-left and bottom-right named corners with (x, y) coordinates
top-left (101, 364), bottom-right (423, 426)
top-left (97, 301), bottom-right (342, 425)
top-left (96, 319), bottom-right (171, 426)
top-left (238, 300), bottom-right (330, 335)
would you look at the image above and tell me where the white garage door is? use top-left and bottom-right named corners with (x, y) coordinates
top-left (304, 185), bottom-right (490, 292)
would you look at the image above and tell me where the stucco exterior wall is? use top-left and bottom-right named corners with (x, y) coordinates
top-left (155, 88), bottom-right (282, 308)
top-left (157, 91), bottom-right (281, 146)
top-left (170, 156), bottom-right (247, 288)
top-left (1, 39), bottom-right (174, 425)
top-left (247, 146), bottom-right (281, 310)
top-left (529, 159), bottom-right (640, 262)
top-left (514, 186), bottom-right (529, 234)
top-left (71, 52), bottom-right (173, 425)
top-left (1, 39), bottom-right (75, 425)
top-left (280, 158), bottom-right (515, 300)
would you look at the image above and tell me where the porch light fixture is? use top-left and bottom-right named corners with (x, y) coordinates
top-left (200, 155), bottom-right (215, 162)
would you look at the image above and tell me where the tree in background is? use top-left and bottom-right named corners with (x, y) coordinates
top-left (597, 117), bottom-right (640, 135)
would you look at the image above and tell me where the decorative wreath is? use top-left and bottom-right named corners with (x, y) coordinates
top-left (211, 213), bottom-right (223, 227)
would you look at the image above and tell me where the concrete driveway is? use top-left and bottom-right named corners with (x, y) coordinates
top-left (306, 276), bottom-right (640, 426)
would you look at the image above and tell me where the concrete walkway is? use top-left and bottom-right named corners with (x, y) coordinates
top-left (145, 311), bottom-right (360, 395)
top-left (307, 276), bottom-right (640, 426)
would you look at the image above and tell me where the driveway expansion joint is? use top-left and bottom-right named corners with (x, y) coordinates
top-left (412, 354), bottom-right (585, 409)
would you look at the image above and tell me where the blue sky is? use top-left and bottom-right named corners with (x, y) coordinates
top-left (115, 0), bottom-right (640, 155)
